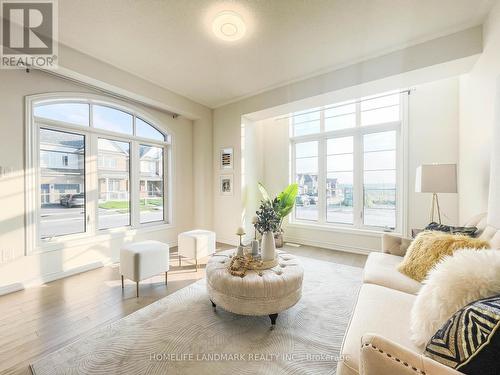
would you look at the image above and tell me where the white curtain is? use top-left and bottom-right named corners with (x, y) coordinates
top-left (487, 76), bottom-right (500, 228)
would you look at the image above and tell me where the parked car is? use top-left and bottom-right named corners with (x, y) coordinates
top-left (296, 194), bottom-right (314, 206)
top-left (309, 195), bottom-right (318, 205)
top-left (59, 193), bottom-right (85, 208)
top-left (59, 194), bottom-right (69, 206)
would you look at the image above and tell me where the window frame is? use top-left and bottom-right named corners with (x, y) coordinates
top-left (25, 93), bottom-right (173, 254)
top-left (289, 92), bottom-right (408, 234)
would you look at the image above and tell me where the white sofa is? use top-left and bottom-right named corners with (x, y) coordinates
top-left (337, 213), bottom-right (500, 375)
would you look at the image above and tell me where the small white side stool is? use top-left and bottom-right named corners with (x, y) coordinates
top-left (120, 240), bottom-right (170, 297)
top-left (178, 230), bottom-right (216, 270)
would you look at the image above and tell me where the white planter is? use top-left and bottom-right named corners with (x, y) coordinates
top-left (261, 231), bottom-right (276, 261)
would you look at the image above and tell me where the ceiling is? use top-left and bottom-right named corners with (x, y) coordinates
top-left (58, 0), bottom-right (495, 108)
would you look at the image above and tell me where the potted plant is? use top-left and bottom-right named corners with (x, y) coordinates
top-left (254, 200), bottom-right (280, 261)
top-left (258, 182), bottom-right (299, 248)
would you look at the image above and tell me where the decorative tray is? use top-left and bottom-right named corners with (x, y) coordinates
top-left (244, 255), bottom-right (279, 270)
top-left (227, 251), bottom-right (279, 277)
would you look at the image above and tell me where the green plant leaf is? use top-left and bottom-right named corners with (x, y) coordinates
top-left (258, 182), bottom-right (271, 202)
top-left (277, 183), bottom-right (298, 219)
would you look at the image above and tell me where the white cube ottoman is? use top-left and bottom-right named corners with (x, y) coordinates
top-left (178, 230), bottom-right (216, 270)
top-left (120, 240), bottom-right (170, 297)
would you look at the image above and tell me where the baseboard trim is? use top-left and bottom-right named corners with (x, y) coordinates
top-left (25, 261), bottom-right (107, 288)
top-left (216, 235), bottom-right (376, 255)
top-left (1, 240), bottom-right (179, 294)
top-left (284, 236), bottom-right (376, 255)
top-left (0, 282), bottom-right (25, 296)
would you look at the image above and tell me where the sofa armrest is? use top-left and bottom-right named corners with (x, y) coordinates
top-left (381, 233), bottom-right (412, 256)
top-left (360, 334), bottom-right (461, 375)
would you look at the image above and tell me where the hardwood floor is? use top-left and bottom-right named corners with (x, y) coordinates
top-left (0, 243), bottom-right (366, 375)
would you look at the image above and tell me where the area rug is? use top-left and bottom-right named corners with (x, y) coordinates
top-left (31, 255), bottom-right (362, 375)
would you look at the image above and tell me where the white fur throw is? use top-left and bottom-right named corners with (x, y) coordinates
top-left (410, 249), bottom-right (500, 346)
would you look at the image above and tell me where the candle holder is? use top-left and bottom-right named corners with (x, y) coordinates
top-left (236, 227), bottom-right (246, 246)
top-left (251, 216), bottom-right (258, 240)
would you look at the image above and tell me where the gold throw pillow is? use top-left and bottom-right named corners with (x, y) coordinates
top-left (398, 231), bottom-right (489, 282)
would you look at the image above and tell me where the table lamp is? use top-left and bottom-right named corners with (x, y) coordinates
top-left (415, 164), bottom-right (457, 224)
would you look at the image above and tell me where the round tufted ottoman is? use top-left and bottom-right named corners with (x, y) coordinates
top-left (206, 249), bottom-right (304, 328)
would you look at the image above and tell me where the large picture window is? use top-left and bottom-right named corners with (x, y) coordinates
top-left (295, 141), bottom-right (318, 221)
top-left (98, 138), bottom-right (131, 230)
top-left (290, 91), bottom-right (406, 231)
top-left (39, 128), bottom-right (86, 238)
top-left (139, 144), bottom-right (164, 224)
top-left (27, 95), bottom-right (171, 251)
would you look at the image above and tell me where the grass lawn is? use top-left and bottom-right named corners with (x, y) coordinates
top-left (99, 199), bottom-right (163, 211)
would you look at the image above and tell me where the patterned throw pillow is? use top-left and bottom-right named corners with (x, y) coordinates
top-left (424, 294), bottom-right (500, 375)
top-left (424, 222), bottom-right (478, 237)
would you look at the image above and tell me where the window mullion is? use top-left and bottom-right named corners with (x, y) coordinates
top-left (352, 134), bottom-right (363, 229)
top-left (317, 108), bottom-right (326, 224)
top-left (291, 140), bottom-right (297, 221)
top-left (399, 92), bottom-right (410, 236)
top-left (164, 145), bottom-right (170, 223)
top-left (130, 141), bottom-right (140, 227)
top-left (89, 102), bottom-right (93, 128)
top-left (32, 124), bottom-right (41, 250)
top-left (318, 137), bottom-right (327, 224)
top-left (87, 133), bottom-right (97, 235)
top-left (353, 102), bottom-right (363, 229)
top-left (320, 108), bottom-right (325, 133)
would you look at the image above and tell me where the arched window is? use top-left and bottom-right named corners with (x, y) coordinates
top-left (26, 94), bottom-right (172, 251)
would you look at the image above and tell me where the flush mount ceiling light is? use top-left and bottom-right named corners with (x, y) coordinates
top-left (212, 11), bottom-right (246, 41)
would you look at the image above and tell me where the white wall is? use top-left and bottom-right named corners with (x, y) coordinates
top-left (408, 78), bottom-right (459, 229)
top-left (241, 78), bottom-right (459, 252)
top-left (459, 1), bottom-right (500, 224)
top-left (193, 118), bottom-right (214, 229)
top-left (241, 118), bottom-right (265, 241)
top-left (0, 68), bottom-right (195, 289)
top-left (213, 29), bottom-right (478, 250)
top-left (489, 80), bottom-right (500, 228)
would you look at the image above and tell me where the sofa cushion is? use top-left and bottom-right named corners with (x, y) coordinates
top-left (337, 284), bottom-right (422, 375)
top-left (398, 231), bottom-right (490, 282)
top-left (363, 252), bottom-right (421, 295)
top-left (479, 225), bottom-right (500, 249)
top-left (463, 212), bottom-right (487, 232)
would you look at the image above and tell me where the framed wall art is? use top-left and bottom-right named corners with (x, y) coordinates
top-left (220, 147), bottom-right (233, 170)
top-left (220, 174), bottom-right (233, 196)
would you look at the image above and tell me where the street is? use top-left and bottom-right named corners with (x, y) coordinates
top-left (40, 205), bottom-right (164, 238)
top-left (296, 205), bottom-right (395, 228)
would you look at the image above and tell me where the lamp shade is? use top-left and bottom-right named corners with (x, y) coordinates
top-left (415, 164), bottom-right (457, 193)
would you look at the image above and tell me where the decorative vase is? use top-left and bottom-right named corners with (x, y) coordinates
top-left (274, 232), bottom-right (284, 248)
top-left (261, 231), bottom-right (276, 261)
top-left (236, 245), bottom-right (244, 257)
top-left (251, 240), bottom-right (259, 257)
